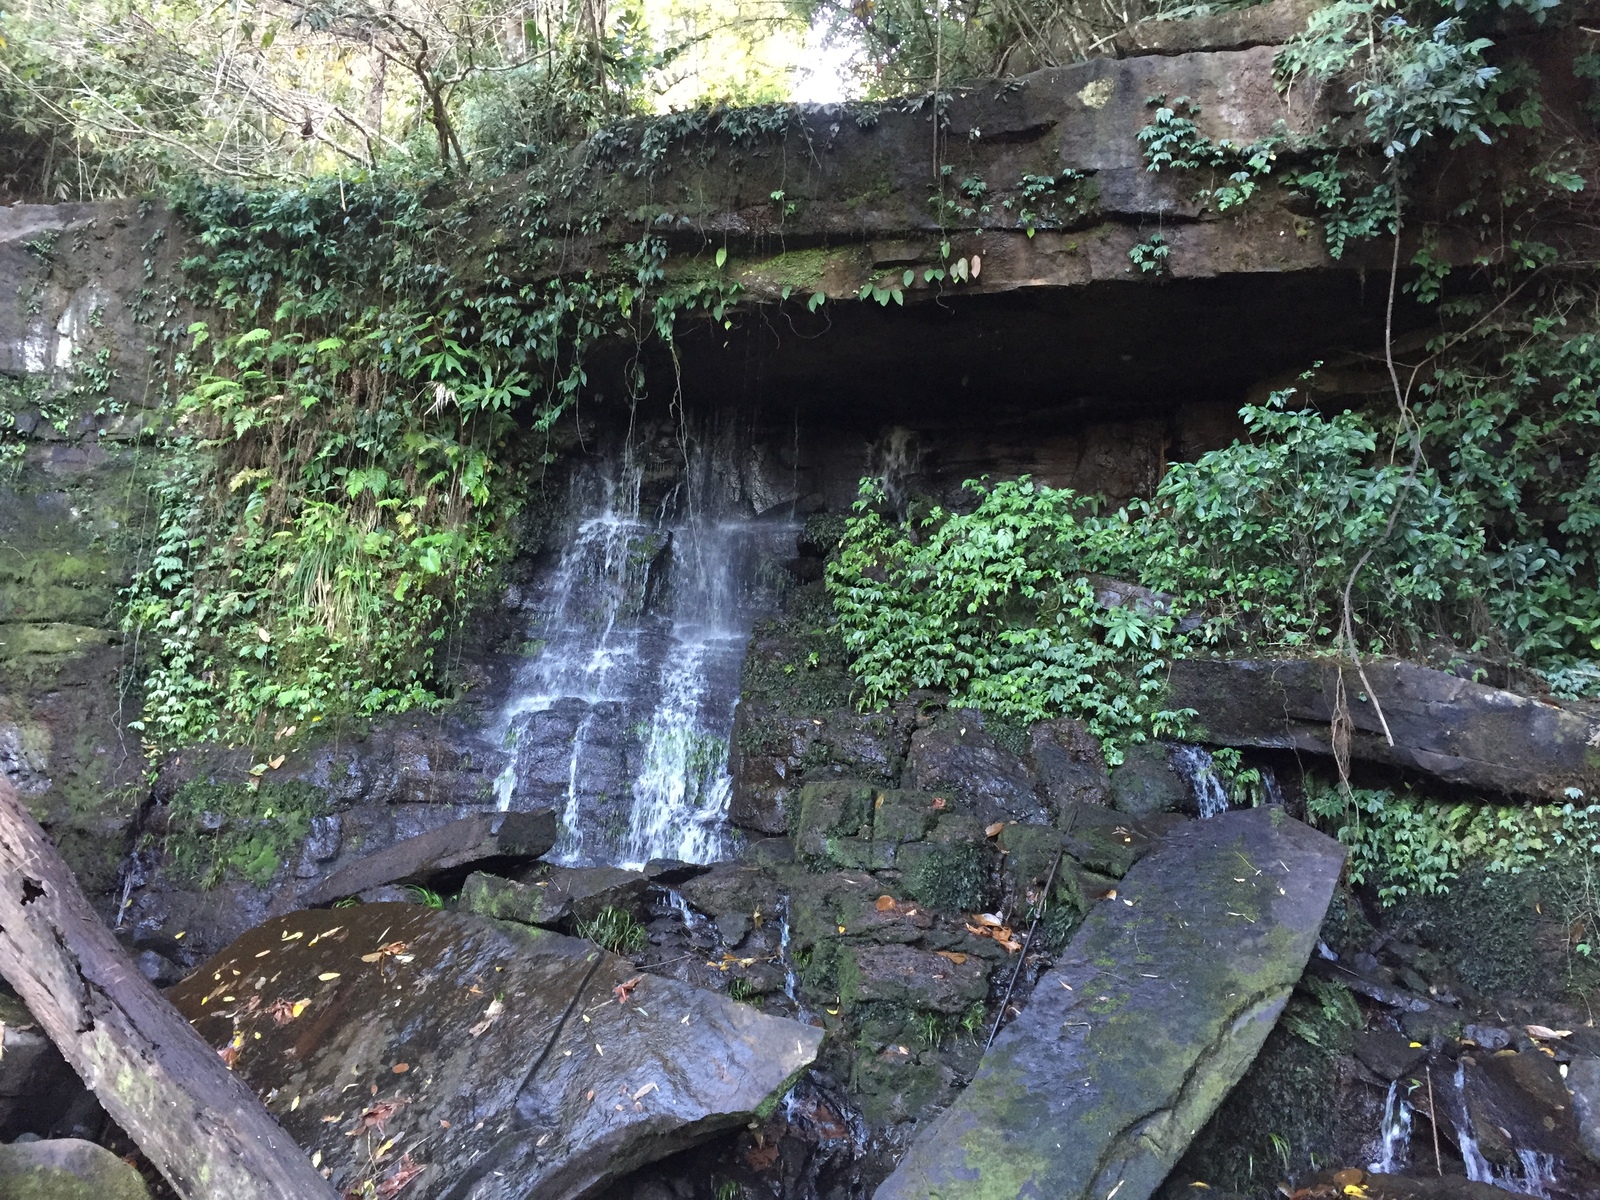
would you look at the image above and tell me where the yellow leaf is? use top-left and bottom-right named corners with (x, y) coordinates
top-left (291, 999), bottom-right (310, 1018)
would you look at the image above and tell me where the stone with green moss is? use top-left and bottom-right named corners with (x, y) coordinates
top-left (876, 808), bottom-right (1345, 1200)
top-left (0, 1139), bottom-right (151, 1200)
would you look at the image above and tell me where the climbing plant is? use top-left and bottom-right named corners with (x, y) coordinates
top-left (126, 171), bottom-right (740, 750)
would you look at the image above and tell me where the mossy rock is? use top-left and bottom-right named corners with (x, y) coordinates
top-left (793, 779), bottom-right (876, 858)
top-left (901, 814), bottom-right (992, 913)
top-left (0, 1140), bottom-right (151, 1200)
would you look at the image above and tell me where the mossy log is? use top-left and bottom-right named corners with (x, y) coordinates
top-left (0, 778), bottom-right (338, 1200)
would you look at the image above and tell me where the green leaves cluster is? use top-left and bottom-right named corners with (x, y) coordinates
top-left (127, 174), bottom-right (719, 748)
top-left (1307, 779), bottom-right (1600, 906)
top-left (828, 365), bottom-right (1600, 748)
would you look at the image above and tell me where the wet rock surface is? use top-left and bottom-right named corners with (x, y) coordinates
top-left (1170, 657), bottom-right (1600, 801)
top-left (462, 864), bottom-right (651, 929)
top-left (167, 904), bottom-right (822, 1200)
top-left (878, 808), bottom-right (1345, 1200)
top-left (303, 810), bottom-right (558, 905)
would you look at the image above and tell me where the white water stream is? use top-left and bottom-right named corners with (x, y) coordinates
top-left (488, 440), bottom-right (793, 868)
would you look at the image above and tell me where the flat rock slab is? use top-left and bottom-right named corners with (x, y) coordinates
top-left (876, 808), bottom-right (1343, 1200)
top-left (304, 809), bottom-right (558, 905)
top-left (1169, 657), bottom-right (1600, 801)
top-left (168, 904), bottom-right (822, 1200)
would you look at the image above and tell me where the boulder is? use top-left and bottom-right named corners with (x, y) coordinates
top-left (838, 944), bottom-right (990, 1015)
top-left (168, 903), bottom-right (821, 1200)
top-left (1025, 717), bottom-right (1112, 810)
top-left (0, 994), bottom-right (81, 1140)
top-left (903, 710), bottom-right (1049, 825)
top-left (1168, 658), bottom-right (1600, 801)
top-left (876, 808), bottom-right (1344, 1200)
top-left (1570, 1055), bottom-right (1600, 1165)
top-left (303, 809), bottom-right (558, 904)
top-left (0, 1138), bottom-right (151, 1200)
top-left (1108, 742), bottom-right (1191, 816)
top-left (462, 864), bottom-right (650, 929)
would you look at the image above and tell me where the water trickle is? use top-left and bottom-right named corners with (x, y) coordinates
top-left (1171, 745), bottom-right (1231, 819)
top-left (1452, 1063), bottom-right (1558, 1198)
top-left (1370, 1079), bottom-right (1413, 1174)
top-left (488, 434), bottom-right (793, 868)
top-left (777, 895), bottom-right (809, 1020)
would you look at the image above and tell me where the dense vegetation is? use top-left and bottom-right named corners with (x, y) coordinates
top-left (820, 0), bottom-right (1600, 918)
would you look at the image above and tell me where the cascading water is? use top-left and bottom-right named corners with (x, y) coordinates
top-left (489, 430), bottom-right (794, 868)
top-left (1370, 1079), bottom-right (1413, 1174)
top-left (1171, 744), bottom-right (1284, 819)
top-left (1452, 1063), bottom-right (1559, 1198)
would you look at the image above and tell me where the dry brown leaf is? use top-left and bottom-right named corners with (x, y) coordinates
top-left (934, 951), bottom-right (967, 965)
top-left (392, 1063), bottom-right (410, 1074)
top-left (613, 976), bottom-right (644, 1005)
top-left (985, 822), bottom-right (1006, 838)
top-left (469, 997), bottom-right (505, 1037)
top-left (1527, 1024), bottom-right (1572, 1040)
top-left (973, 913), bottom-right (1004, 928)
top-left (875, 895), bottom-right (896, 911)
top-left (930, 797), bottom-right (946, 810)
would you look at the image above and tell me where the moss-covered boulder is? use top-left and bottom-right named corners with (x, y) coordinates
top-left (0, 1139), bottom-right (151, 1200)
top-left (876, 807), bottom-right (1345, 1200)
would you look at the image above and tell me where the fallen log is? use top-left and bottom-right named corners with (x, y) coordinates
top-left (0, 778), bottom-right (338, 1200)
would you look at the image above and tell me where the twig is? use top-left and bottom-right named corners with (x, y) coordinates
top-left (1427, 1066), bottom-right (1441, 1175)
top-left (984, 824), bottom-right (1073, 1053)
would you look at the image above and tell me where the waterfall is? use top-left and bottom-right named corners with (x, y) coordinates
top-left (1171, 744), bottom-right (1284, 819)
top-left (488, 433), bottom-right (793, 868)
top-left (1370, 1079), bottom-right (1412, 1174)
top-left (1452, 1063), bottom-right (1558, 1198)
top-left (1171, 745), bottom-right (1232, 818)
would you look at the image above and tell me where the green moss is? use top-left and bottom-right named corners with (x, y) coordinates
top-left (902, 817), bottom-right (991, 913)
top-left (738, 247), bottom-right (842, 291)
top-left (163, 779), bottom-right (327, 889)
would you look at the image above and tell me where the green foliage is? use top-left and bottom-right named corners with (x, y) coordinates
top-left (827, 477), bottom-right (1192, 758)
top-left (163, 780), bottom-right (326, 888)
top-left (1137, 94), bottom-right (1279, 211)
top-left (726, 976), bottom-right (761, 1003)
top-left (406, 885), bottom-right (446, 908)
top-left (1127, 232), bottom-right (1170, 275)
top-left (126, 176), bottom-right (736, 749)
top-left (830, 347), bottom-right (1600, 736)
top-left (577, 905), bottom-right (649, 955)
top-left (1307, 776), bottom-right (1600, 906)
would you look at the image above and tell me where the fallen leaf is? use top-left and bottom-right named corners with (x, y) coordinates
top-left (319, 972), bottom-right (341, 981)
top-left (268, 754), bottom-right (286, 770)
top-left (348, 1100), bottom-right (406, 1134)
top-left (931, 797), bottom-right (946, 810)
top-left (985, 822), bottom-right (1006, 838)
top-left (1528, 1024), bottom-right (1572, 1040)
top-left (632, 1081), bottom-right (658, 1101)
top-left (613, 975), bottom-right (644, 1004)
top-left (292, 999), bottom-right (311, 1019)
top-left (875, 895), bottom-right (896, 911)
top-left (375, 1153), bottom-right (425, 1199)
top-left (392, 1063), bottom-right (409, 1074)
top-left (935, 951), bottom-right (967, 965)
top-left (974, 913), bottom-right (1004, 928)
top-left (469, 997), bottom-right (505, 1037)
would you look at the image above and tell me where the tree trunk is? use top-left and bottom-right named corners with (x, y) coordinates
top-left (0, 778), bottom-right (339, 1200)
